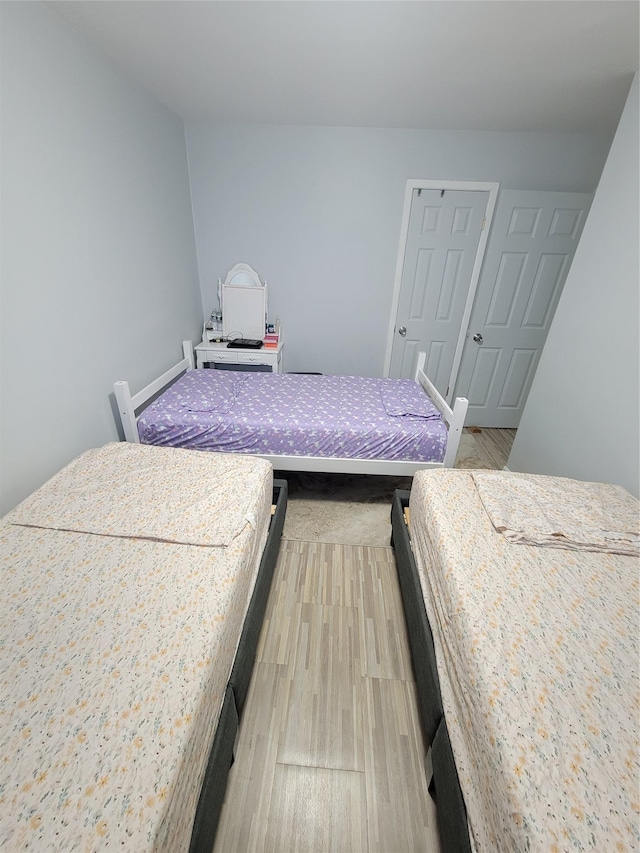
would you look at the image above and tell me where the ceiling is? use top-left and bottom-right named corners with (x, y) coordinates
top-left (48, 1), bottom-right (639, 134)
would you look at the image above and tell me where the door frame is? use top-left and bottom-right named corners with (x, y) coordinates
top-left (383, 179), bottom-right (500, 402)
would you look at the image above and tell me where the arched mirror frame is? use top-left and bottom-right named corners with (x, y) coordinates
top-left (224, 262), bottom-right (264, 288)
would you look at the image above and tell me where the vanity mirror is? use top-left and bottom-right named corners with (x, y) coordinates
top-left (221, 263), bottom-right (267, 341)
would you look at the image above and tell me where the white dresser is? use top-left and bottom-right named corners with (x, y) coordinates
top-left (194, 341), bottom-right (283, 372)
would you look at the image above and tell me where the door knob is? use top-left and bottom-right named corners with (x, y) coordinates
top-left (472, 332), bottom-right (483, 344)
top-left (398, 326), bottom-right (407, 337)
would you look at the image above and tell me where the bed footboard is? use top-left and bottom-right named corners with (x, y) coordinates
top-left (414, 353), bottom-right (468, 468)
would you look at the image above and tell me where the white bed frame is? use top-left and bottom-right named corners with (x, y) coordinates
top-left (114, 342), bottom-right (468, 475)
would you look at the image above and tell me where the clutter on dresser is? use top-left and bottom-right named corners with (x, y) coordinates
top-left (227, 338), bottom-right (263, 349)
top-left (264, 317), bottom-right (281, 349)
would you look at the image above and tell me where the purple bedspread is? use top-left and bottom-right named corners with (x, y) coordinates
top-left (137, 370), bottom-right (447, 463)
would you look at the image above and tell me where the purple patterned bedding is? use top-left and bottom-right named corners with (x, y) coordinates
top-left (137, 370), bottom-right (447, 462)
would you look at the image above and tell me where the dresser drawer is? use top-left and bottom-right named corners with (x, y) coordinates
top-left (205, 351), bottom-right (275, 365)
top-left (195, 342), bottom-right (283, 372)
top-left (208, 351), bottom-right (235, 363)
top-left (234, 352), bottom-right (275, 365)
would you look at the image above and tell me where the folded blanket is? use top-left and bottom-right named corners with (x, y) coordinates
top-left (5, 442), bottom-right (270, 547)
top-left (379, 379), bottom-right (442, 419)
top-left (472, 471), bottom-right (639, 556)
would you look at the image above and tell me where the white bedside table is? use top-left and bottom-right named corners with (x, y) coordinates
top-left (195, 341), bottom-right (284, 373)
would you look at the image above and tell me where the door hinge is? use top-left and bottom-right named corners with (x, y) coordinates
top-left (481, 216), bottom-right (486, 231)
top-left (446, 385), bottom-right (450, 397)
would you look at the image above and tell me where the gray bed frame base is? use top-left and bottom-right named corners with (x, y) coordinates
top-left (189, 478), bottom-right (288, 852)
top-left (391, 489), bottom-right (472, 853)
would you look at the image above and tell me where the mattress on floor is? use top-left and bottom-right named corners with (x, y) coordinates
top-left (409, 468), bottom-right (639, 852)
top-left (0, 442), bottom-right (273, 851)
top-left (136, 369), bottom-right (448, 462)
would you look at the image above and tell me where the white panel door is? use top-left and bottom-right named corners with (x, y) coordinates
top-left (388, 188), bottom-right (490, 395)
top-left (453, 191), bottom-right (592, 427)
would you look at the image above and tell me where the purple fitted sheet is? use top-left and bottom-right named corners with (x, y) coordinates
top-left (137, 370), bottom-right (447, 463)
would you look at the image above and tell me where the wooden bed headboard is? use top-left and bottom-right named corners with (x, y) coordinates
top-left (114, 340), bottom-right (194, 443)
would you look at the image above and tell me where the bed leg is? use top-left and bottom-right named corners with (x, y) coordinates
top-left (425, 745), bottom-right (434, 795)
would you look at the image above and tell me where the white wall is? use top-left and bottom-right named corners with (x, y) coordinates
top-left (0, 3), bottom-right (203, 514)
top-left (508, 75), bottom-right (639, 496)
top-left (185, 122), bottom-right (612, 376)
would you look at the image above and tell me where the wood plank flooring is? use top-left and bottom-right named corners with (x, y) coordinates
top-left (214, 542), bottom-right (439, 852)
top-left (213, 429), bottom-right (515, 851)
top-left (463, 427), bottom-right (516, 470)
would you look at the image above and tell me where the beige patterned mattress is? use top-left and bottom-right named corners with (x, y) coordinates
top-left (0, 443), bottom-right (273, 851)
top-left (409, 469), bottom-right (639, 852)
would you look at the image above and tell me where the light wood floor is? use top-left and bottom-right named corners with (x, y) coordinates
top-left (213, 542), bottom-right (439, 852)
top-left (464, 427), bottom-right (516, 470)
top-left (213, 429), bottom-right (515, 851)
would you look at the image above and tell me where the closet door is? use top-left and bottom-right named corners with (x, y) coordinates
top-left (387, 187), bottom-right (492, 396)
top-left (453, 190), bottom-right (592, 427)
